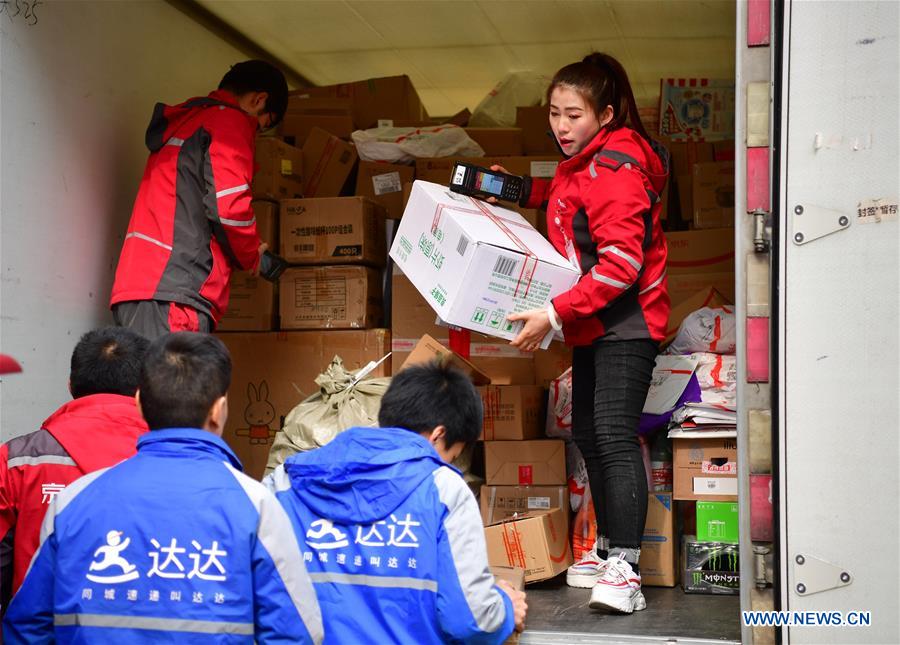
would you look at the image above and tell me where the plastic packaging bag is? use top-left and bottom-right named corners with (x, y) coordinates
top-left (351, 125), bottom-right (484, 164)
top-left (667, 306), bottom-right (736, 355)
top-left (470, 72), bottom-right (548, 127)
top-left (546, 367), bottom-right (573, 438)
top-left (265, 356), bottom-right (390, 475)
top-left (566, 440), bottom-right (589, 512)
top-left (691, 351), bottom-right (737, 407)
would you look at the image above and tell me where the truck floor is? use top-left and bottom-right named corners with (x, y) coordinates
top-left (519, 577), bottom-right (741, 644)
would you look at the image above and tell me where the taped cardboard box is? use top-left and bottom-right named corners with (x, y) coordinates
top-left (463, 128), bottom-right (524, 156)
top-left (484, 440), bottom-right (566, 486)
top-left (693, 161), bottom-right (736, 229)
top-left (533, 341), bottom-right (572, 388)
top-left (665, 228), bottom-right (735, 274)
top-left (480, 485), bottom-right (569, 525)
top-left (484, 508), bottom-right (573, 584)
top-left (390, 181), bottom-right (579, 348)
top-left (215, 329), bottom-right (390, 479)
top-left (253, 138), bottom-right (304, 201)
top-left (397, 334), bottom-right (490, 386)
top-left (281, 197), bottom-right (386, 266)
top-left (281, 114), bottom-right (354, 149)
top-left (661, 137), bottom-right (715, 222)
top-left (295, 75), bottom-right (428, 130)
top-left (218, 202), bottom-right (279, 332)
top-left (668, 272), bottom-right (735, 309)
top-left (389, 269), bottom-right (535, 384)
top-left (516, 106), bottom-right (558, 155)
top-left (302, 127), bottom-right (358, 198)
top-left (641, 492), bottom-right (678, 587)
top-left (478, 385), bottom-right (545, 441)
top-left (414, 155), bottom-right (561, 227)
top-left (355, 161), bottom-right (415, 220)
top-left (673, 436), bottom-right (738, 501)
top-left (279, 266), bottom-right (383, 330)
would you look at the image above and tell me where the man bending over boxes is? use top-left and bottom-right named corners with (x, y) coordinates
top-left (265, 362), bottom-right (527, 644)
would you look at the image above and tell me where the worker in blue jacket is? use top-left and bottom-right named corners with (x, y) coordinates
top-left (265, 361), bottom-right (528, 644)
top-left (4, 332), bottom-right (323, 644)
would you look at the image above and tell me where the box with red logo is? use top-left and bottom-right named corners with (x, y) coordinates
top-left (388, 181), bottom-right (579, 349)
top-left (673, 436), bottom-right (738, 501)
top-left (484, 440), bottom-right (566, 486)
top-left (484, 507), bottom-right (573, 584)
top-left (478, 385), bottom-right (545, 441)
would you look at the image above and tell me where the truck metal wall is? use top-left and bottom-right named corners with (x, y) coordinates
top-left (778, 1), bottom-right (899, 642)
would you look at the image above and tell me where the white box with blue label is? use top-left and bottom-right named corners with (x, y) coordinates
top-left (389, 181), bottom-right (579, 348)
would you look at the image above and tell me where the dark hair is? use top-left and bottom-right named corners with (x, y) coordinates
top-left (138, 333), bottom-right (231, 431)
top-left (548, 52), bottom-right (651, 142)
top-left (378, 361), bottom-right (483, 448)
top-left (219, 60), bottom-right (288, 127)
top-left (69, 327), bottom-right (150, 399)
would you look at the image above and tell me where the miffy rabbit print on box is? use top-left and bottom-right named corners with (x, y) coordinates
top-left (236, 381), bottom-right (277, 445)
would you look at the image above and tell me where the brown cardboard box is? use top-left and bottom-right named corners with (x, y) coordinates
top-left (662, 138), bottom-right (716, 221)
top-left (484, 440), bottom-right (566, 486)
top-left (218, 202), bottom-right (279, 332)
top-left (355, 161), bottom-right (415, 220)
top-left (665, 228), bottom-right (735, 274)
top-left (484, 508), bottom-right (573, 583)
top-left (673, 437), bottom-right (738, 501)
top-left (478, 385), bottom-right (545, 441)
top-left (692, 161), bottom-right (735, 229)
top-left (279, 266), bottom-right (383, 330)
top-left (480, 485), bottom-right (569, 525)
top-left (464, 128), bottom-right (524, 156)
top-left (533, 341), bottom-right (572, 388)
top-left (281, 114), bottom-right (354, 148)
top-left (302, 127), bottom-right (358, 198)
top-left (281, 197), bottom-right (386, 266)
top-left (389, 270), bottom-right (535, 384)
top-left (216, 329), bottom-right (390, 479)
top-left (295, 75), bottom-right (428, 130)
top-left (641, 492), bottom-right (678, 586)
top-left (488, 565), bottom-right (525, 644)
top-left (398, 334), bottom-right (490, 386)
top-left (286, 95), bottom-right (353, 116)
top-left (665, 287), bottom-right (731, 344)
top-left (253, 138), bottom-right (304, 201)
top-left (668, 272), bottom-right (735, 309)
top-left (516, 106), bottom-right (558, 155)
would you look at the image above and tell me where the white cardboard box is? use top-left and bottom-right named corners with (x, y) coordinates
top-left (389, 181), bottom-right (579, 348)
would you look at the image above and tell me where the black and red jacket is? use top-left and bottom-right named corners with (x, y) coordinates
top-left (110, 90), bottom-right (261, 324)
top-left (523, 126), bottom-right (670, 346)
top-left (0, 394), bottom-right (148, 604)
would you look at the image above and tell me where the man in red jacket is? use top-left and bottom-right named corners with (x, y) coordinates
top-left (0, 327), bottom-right (150, 609)
top-left (110, 60), bottom-right (288, 339)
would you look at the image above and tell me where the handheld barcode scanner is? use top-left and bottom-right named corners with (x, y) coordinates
top-left (258, 251), bottom-right (288, 282)
top-left (448, 162), bottom-right (525, 204)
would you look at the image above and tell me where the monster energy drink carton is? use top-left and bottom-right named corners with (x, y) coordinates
top-left (682, 534), bottom-right (740, 595)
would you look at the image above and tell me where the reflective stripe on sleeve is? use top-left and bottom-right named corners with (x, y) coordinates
top-left (215, 184), bottom-right (250, 199)
top-left (125, 232), bottom-right (174, 251)
top-left (218, 216), bottom-right (256, 228)
top-left (54, 613), bottom-right (253, 635)
top-left (590, 267), bottom-right (629, 289)
top-left (598, 245), bottom-right (642, 272)
top-left (639, 270), bottom-right (667, 295)
top-left (308, 572), bottom-right (438, 593)
top-left (7, 455), bottom-right (76, 469)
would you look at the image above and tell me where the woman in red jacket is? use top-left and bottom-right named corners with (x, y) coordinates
top-left (504, 53), bottom-right (669, 614)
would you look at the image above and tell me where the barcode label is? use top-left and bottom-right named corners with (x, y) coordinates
top-left (492, 256), bottom-right (519, 277)
top-left (293, 244), bottom-right (315, 253)
top-left (457, 235), bottom-right (469, 256)
top-left (527, 496), bottom-right (551, 510)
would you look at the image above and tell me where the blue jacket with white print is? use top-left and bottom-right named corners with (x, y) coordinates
top-left (265, 426), bottom-right (515, 645)
top-left (3, 428), bottom-right (324, 644)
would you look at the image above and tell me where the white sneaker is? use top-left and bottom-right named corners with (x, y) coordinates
top-left (566, 544), bottom-right (608, 588)
top-left (588, 555), bottom-right (647, 613)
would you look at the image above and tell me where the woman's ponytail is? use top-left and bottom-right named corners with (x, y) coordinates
top-left (549, 52), bottom-right (652, 143)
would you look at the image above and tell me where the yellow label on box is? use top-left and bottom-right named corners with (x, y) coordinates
top-left (281, 159), bottom-right (293, 176)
